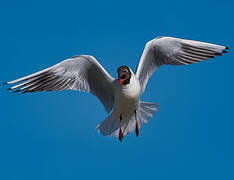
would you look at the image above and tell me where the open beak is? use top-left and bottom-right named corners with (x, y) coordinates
top-left (118, 78), bottom-right (124, 86)
top-left (118, 74), bottom-right (126, 86)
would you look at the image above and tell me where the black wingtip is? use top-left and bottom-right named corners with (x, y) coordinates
top-left (3, 82), bottom-right (8, 85)
top-left (225, 46), bottom-right (229, 50)
top-left (223, 50), bottom-right (228, 53)
top-left (21, 91), bottom-right (28, 94)
top-left (7, 88), bottom-right (12, 90)
top-left (13, 89), bottom-right (20, 93)
top-left (215, 52), bottom-right (222, 56)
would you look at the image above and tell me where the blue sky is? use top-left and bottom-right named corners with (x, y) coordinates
top-left (0, 0), bottom-right (234, 179)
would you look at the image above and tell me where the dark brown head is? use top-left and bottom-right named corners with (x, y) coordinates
top-left (117, 65), bottom-right (131, 86)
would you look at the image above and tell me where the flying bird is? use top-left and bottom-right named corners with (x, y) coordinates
top-left (5, 36), bottom-right (228, 142)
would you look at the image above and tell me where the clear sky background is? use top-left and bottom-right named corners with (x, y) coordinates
top-left (0, 0), bottom-right (233, 179)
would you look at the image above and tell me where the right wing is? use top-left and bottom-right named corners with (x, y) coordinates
top-left (5, 55), bottom-right (115, 113)
top-left (135, 36), bottom-right (228, 93)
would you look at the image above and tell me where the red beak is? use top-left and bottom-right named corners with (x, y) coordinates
top-left (118, 78), bottom-right (124, 86)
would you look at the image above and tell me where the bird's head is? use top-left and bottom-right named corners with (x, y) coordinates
top-left (117, 65), bottom-right (131, 86)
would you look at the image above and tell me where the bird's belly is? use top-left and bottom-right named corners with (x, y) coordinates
top-left (114, 89), bottom-right (140, 115)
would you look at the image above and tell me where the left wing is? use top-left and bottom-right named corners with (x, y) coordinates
top-left (135, 36), bottom-right (228, 93)
top-left (5, 55), bottom-right (115, 113)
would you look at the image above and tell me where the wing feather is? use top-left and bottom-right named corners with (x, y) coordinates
top-left (135, 36), bottom-right (228, 93)
top-left (5, 55), bottom-right (115, 113)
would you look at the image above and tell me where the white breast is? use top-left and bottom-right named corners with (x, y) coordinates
top-left (114, 72), bottom-right (141, 115)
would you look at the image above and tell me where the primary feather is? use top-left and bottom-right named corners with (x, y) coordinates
top-left (135, 36), bottom-right (228, 93)
top-left (6, 55), bottom-right (115, 113)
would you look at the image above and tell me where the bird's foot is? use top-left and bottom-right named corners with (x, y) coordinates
top-left (135, 121), bottom-right (139, 136)
top-left (119, 115), bottom-right (124, 142)
top-left (134, 110), bottom-right (139, 136)
top-left (119, 127), bottom-right (124, 142)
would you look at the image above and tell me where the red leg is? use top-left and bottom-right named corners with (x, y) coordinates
top-left (119, 115), bottom-right (124, 142)
top-left (119, 126), bottom-right (123, 142)
top-left (134, 110), bottom-right (139, 136)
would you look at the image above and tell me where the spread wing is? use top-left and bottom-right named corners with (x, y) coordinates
top-left (5, 55), bottom-right (115, 113)
top-left (135, 36), bottom-right (228, 93)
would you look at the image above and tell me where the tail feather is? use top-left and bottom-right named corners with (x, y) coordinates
top-left (96, 112), bottom-right (120, 137)
top-left (137, 102), bottom-right (159, 127)
top-left (96, 101), bottom-right (159, 138)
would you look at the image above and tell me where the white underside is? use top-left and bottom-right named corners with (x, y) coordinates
top-left (96, 101), bottom-right (159, 137)
top-left (114, 72), bottom-right (141, 115)
top-left (96, 70), bottom-right (159, 137)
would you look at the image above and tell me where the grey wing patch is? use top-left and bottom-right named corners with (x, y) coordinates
top-left (5, 55), bottom-right (115, 113)
top-left (136, 36), bottom-right (228, 93)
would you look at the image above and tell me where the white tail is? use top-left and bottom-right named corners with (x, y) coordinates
top-left (96, 101), bottom-right (159, 138)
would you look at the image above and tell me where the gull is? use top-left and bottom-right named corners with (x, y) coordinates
top-left (5, 36), bottom-right (228, 142)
